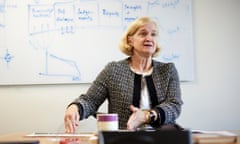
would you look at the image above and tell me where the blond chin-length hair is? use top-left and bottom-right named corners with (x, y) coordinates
top-left (119, 17), bottom-right (161, 57)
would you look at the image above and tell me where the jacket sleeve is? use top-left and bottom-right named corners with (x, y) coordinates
top-left (70, 62), bottom-right (112, 120)
top-left (153, 63), bottom-right (183, 127)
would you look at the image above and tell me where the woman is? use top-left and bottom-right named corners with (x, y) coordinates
top-left (64, 17), bottom-right (183, 133)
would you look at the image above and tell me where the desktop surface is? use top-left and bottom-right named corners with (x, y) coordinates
top-left (0, 130), bottom-right (239, 144)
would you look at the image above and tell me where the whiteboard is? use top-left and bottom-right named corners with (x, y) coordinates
top-left (0, 0), bottom-right (194, 85)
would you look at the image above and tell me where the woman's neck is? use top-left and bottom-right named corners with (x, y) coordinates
top-left (130, 55), bottom-right (152, 73)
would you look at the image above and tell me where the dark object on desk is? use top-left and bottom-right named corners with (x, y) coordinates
top-left (99, 129), bottom-right (191, 144)
top-left (0, 140), bottom-right (39, 144)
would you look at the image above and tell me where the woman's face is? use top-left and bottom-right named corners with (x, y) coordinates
top-left (128, 22), bottom-right (158, 58)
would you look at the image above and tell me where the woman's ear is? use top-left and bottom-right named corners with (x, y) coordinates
top-left (127, 36), bottom-right (133, 46)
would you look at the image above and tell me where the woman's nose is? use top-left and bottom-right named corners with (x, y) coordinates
top-left (145, 34), bottom-right (152, 41)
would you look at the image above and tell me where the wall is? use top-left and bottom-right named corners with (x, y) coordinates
top-left (0, 0), bottom-right (240, 134)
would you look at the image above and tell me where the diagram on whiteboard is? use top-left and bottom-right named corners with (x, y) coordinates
top-left (0, 0), bottom-right (193, 84)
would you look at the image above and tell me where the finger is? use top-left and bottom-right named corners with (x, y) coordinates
top-left (65, 114), bottom-right (77, 133)
top-left (126, 121), bottom-right (135, 130)
top-left (126, 120), bottom-right (133, 130)
top-left (72, 119), bottom-right (78, 133)
top-left (126, 111), bottom-right (137, 130)
top-left (129, 105), bottom-right (138, 112)
top-left (64, 106), bottom-right (80, 133)
top-left (65, 118), bottom-right (74, 133)
top-left (75, 113), bottom-right (80, 126)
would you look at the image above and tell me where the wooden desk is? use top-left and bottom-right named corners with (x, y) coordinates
top-left (0, 133), bottom-right (97, 144)
top-left (192, 131), bottom-right (239, 144)
top-left (0, 131), bottom-right (239, 144)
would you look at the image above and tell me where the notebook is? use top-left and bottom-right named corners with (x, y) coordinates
top-left (99, 129), bottom-right (192, 144)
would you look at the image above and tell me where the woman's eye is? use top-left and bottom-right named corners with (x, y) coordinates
top-left (139, 32), bottom-right (147, 36)
top-left (152, 32), bottom-right (158, 37)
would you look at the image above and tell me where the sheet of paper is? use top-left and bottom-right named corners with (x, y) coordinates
top-left (25, 132), bottom-right (94, 137)
top-left (192, 130), bottom-right (236, 136)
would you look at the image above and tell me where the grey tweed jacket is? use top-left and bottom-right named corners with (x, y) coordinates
top-left (72, 58), bottom-right (183, 129)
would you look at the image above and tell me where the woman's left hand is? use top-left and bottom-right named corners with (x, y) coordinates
top-left (126, 105), bottom-right (147, 130)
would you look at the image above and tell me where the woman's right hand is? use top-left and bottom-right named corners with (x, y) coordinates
top-left (126, 105), bottom-right (147, 130)
top-left (64, 104), bottom-right (80, 133)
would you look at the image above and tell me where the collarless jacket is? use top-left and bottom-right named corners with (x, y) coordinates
top-left (72, 58), bottom-right (183, 129)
